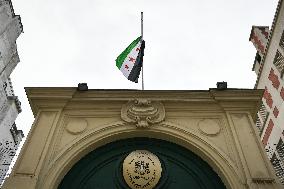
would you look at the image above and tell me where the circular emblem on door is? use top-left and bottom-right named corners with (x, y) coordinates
top-left (122, 150), bottom-right (162, 189)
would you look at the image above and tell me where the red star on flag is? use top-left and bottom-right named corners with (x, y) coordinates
top-left (129, 57), bottom-right (136, 62)
top-left (125, 65), bottom-right (129, 70)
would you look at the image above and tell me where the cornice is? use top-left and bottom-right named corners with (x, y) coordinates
top-left (25, 87), bottom-right (263, 120)
top-left (25, 87), bottom-right (77, 116)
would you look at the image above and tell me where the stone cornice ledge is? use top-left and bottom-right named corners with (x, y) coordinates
top-left (25, 87), bottom-right (263, 119)
top-left (25, 87), bottom-right (77, 116)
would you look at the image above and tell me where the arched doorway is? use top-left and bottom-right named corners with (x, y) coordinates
top-left (58, 138), bottom-right (226, 189)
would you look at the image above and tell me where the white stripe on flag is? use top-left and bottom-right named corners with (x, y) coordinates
top-left (120, 41), bottom-right (142, 78)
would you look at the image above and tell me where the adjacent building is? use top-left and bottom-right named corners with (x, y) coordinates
top-left (0, 0), bottom-right (24, 184)
top-left (249, 0), bottom-right (284, 184)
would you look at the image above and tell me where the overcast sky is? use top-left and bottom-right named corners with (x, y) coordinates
top-left (11, 0), bottom-right (279, 136)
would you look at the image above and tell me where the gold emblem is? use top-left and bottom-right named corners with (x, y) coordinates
top-left (123, 150), bottom-right (162, 189)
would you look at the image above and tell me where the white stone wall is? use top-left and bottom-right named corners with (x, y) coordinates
top-left (0, 0), bottom-right (23, 185)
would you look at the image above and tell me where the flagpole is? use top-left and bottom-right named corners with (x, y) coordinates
top-left (141, 12), bottom-right (144, 90)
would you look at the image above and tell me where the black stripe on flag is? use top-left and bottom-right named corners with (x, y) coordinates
top-left (128, 40), bottom-right (145, 83)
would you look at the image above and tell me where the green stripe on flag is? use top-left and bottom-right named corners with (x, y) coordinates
top-left (116, 36), bottom-right (142, 69)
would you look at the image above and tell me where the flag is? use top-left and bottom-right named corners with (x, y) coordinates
top-left (116, 36), bottom-right (145, 83)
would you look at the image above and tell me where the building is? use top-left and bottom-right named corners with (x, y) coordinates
top-left (1, 87), bottom-right (281, 188)
top-left (249, 0), bottom-right (284, 184)
top-left (0, 0), bottom-right (24, 185)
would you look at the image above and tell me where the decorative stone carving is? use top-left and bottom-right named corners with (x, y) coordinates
top-left (121, 99), bottom-right (165, 128)
top-left (65, 118), bottom-right (88, 135)
top-left (123, 150), bottom-right (162, 189)
top-left (198, 119), bottom-right (221, 136)
top-left (252, 178), bottom-right (275, 184)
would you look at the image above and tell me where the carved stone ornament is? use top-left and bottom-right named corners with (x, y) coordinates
top-left (121, 99), bottom-right (165, 128)
top-left (198, 119), bottom-right (221, 136)
top-left (65, 118), bottom-right (88, 135)
top-left (123, 150), bottom-right (162, 189)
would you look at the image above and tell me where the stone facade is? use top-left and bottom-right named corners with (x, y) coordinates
top-left (1, 88), bottom-right (281, 188)
top-left (249, 0), bottom-right (284, 184)
top-left (0, 0), bottom-right (23, 185)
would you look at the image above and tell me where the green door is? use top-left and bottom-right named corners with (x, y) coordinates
top-left (58, 138), bottom-right (226, 189)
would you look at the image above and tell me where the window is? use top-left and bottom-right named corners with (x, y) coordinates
top-left (256, 102), bottom-right (269, 134)
top-left (271, 139), bottom-right (284, 184)
top-left (273, 50), bottom-right (284, 77)
top-left (280, 30), bottom-right (284, 49)
top-left (2, 82), bottom-right (7, 91)
top-left (255, 116), bottom-right (262, 133)
top-left (10, 123), bottom-right (23, 145)
top-left (256, 52), bottom-right (261, 63)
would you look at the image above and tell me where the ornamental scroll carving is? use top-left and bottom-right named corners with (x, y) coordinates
top-left (121, 99), bottom-right (165, 128)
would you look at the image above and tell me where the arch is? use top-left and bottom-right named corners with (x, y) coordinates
top-left (58, 137), bottom-right (226, 189)
top-left (40, 122), bottom-right (243, 189)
